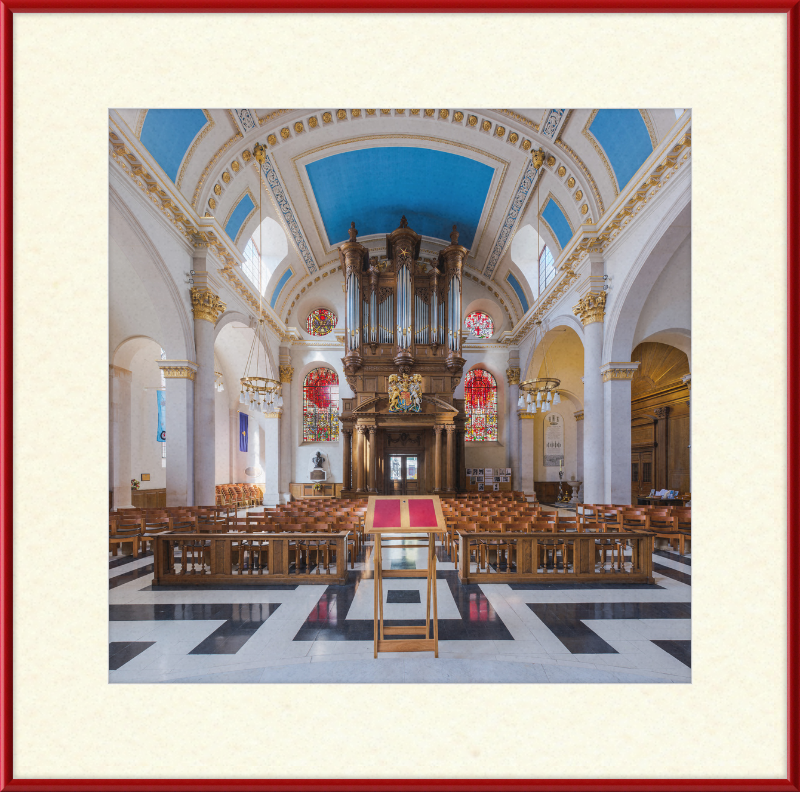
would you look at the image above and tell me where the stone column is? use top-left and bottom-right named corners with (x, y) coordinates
top-left (600, 362), bottom-right (639, 505)
top-left (575, 410), bottom-right (584, 502)
top-left (279, 358), bottom-right (293, 504)
top-left (355, 426), bottom-right (366, 493)
top-left (158, 362), bottom-right (197, 506)
top-left (342, 428), bottom-right (352, 491)
top-left (109, 364), bottom-right (132, 509)
top-left (445, 424), bottom-right (455, 492)
top-left (368, 426), bottom-right (378, 492)
top-left (230, 408), bottom-right (242, 483)
top-left (518, 412), bottom-right (535, 499)
top-left (433, 425), bottom-right (443, 493)
top-left (506, 361), bottom-right (521, 484)
top-left (190, 277), bottom-right (226, 507)
top-left (573, 290), bottom-right (606, 505)
top-left (262, 412), bottom-right (281, 506)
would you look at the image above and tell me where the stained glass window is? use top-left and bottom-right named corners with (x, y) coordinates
top-left (303, 368), bottom-right (340, 442)
top-left (538, 245), bottom-right (555, 294)
top-left (464, 311), bottom-right (494, 339)
top-left (306, 307), bottom-right (337, 337)
top-left (464, 369), bottom-right (498, 442)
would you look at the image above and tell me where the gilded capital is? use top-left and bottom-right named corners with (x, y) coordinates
top-left (279, 364), bottom-right (294, 383)
top-left (573, 291), bottom-right (606, 326)
top-left (506, 367), bottom-right (520, 385)
top-left (600, 361), bottom-right (639, 383)
top-left (574, 410), bottom-right (584, 421)
top-left (190, 287), bottom-right (226, 324)
top-left (159, 366), bottom-right (197, 381)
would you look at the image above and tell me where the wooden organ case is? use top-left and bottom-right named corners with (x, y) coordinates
top-left (339, 217), bottom-right (468, 496)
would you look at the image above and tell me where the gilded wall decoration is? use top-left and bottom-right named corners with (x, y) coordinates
top-left (572, 291), bottom-right (606, 326)
top-left (495, 125), bottom-right (505, 137)
top-left (557, 165), bottom-right (566, 177)
top-left (541, 109), bottom-right (566, 139)
top-left (454, 111), bottom-right (464, 122)
top-left (234, 108), bottom-right (256, 131)
top-left (508, 132), bottom-right (518, 144)
top-left (546, 155), bottom-right (556, 167)
top-left (190, 287), bottom-right (227, 323)
top-left (425, 109), bottom-right (435, 117)
top-left (506, 367), bottom-right (521, 385)
top-left (213, 184), bottom-right (222, 196)
top-left (294, 121), bottom-right (304, 134)
top-left (231, 160), bottom-right (240, 172)
top-left (574, 189), bottom-right (583, 201)
top-left (242, 149), bottom-right (252, 161)
top-left (308, 116), bottom-right (318, 128)
top-left (467, 115), bottom-right (477, 126)
top-left (322, 112), bottom-right (333, 123)
top-left (279, 364), bottom-right (294, 383)
top-left (221, 171), bottom-right (231, 183)
top-left (280, 127), bottom-right (290, 139)
top-left (267, 134), bottom-right (277, 146)
top-left (481, 119), bottom-right (491, 131)
top-left (351, 109), bottom-right (361, 118)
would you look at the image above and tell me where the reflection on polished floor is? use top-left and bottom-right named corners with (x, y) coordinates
top-left (109, 514), bottom-right (691, 684)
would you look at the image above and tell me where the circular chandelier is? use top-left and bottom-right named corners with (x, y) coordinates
top-left (517, 319), bottom-right (560, 414)
top-left (238, 142), bottom-right (283, 415)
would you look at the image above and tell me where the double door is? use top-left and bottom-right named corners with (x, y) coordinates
top-left (631, 449), bottom-right (653, 501)
top-left (388, 454), bottom-right (420, 495)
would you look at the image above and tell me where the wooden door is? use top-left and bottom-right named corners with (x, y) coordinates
top-left (387, 454), bottom-right (421, 495)
top-left (631, 451), bottom-right (653, 502)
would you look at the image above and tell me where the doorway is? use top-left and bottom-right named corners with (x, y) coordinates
top-left (387, 454), bottom-right (420, 495)
top-left (631, 450), bottom-right (653, 502)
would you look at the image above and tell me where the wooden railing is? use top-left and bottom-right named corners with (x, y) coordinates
top-left (151, 531), bottom-right (349, 586)
top-left (456, 531), bottom-right (654, 584)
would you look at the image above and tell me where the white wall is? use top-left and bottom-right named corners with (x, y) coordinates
top-left (129, 343), bottom-right (166, 490)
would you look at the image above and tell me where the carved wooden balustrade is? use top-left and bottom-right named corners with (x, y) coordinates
top-left (151, 530), bottom-right (349, 586)
top-left (456, 530), bottom-right (654, 584)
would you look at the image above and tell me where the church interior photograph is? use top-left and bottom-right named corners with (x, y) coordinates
top-left (109, 106), bottom-right (691, 684)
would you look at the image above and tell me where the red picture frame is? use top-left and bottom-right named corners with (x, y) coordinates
top-left (2, 2), bottom-right (798, 789)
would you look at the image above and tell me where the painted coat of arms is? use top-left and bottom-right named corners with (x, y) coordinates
top-left (388, 373), bottom-right (422, 413)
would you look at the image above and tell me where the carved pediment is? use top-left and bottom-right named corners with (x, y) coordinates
top-left (352, 394), bottom-right (458, 416)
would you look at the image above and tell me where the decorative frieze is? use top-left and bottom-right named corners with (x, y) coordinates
top-left (600, 361), bottom-right (639, 383)
top-left (190, 287), bottom-right (226, 323)
top-left (158, 361), bottom-right (198, 380)
top-left (506, 366), bottom-right (521, 385)
top-left (279, 365), bottom-right (294, 383)
top-left (573, 292), bottom-right (607, 326)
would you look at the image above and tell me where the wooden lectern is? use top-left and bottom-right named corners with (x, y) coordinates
top-left (364, 495), bottom-right (446, 658)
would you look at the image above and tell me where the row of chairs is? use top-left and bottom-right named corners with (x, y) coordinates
top-left (215, 484), bottom-right (263, 508)
top-left (579, 504), bottom-right (692, 555)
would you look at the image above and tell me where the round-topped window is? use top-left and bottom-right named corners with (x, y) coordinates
top-left (306, 308), bottom-right (336, 336)
top-left (464, 311), bottom-right (494, 339)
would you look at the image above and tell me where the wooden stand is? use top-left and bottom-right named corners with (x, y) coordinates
top-left (365, 495), bottom-right (446, 659)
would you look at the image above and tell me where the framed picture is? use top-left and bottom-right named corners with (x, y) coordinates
top-left (493, 483), bottom-right (500, 491)
top-left (484, 468), bottom-right (493, 476)
top-left (477, 484), bottom-right (484, 492)
top-left (141, 473), bottom-right (150, 481)
top-left (476, 476), bottom-right (483, 484)
top-left (494, 476), bottom-right (500, 483)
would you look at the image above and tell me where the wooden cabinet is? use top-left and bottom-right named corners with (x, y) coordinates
top-left (289, 483), bottom-right (344, 500)
top-left (131, 488), bottom-right (166, 508)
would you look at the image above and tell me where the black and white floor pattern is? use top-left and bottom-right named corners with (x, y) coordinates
top-left (109, 534), bottom-right (691, 684)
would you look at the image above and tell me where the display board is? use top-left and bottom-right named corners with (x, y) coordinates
top-left (465, 467), bottom-right (512, 492)
top-left (543, 413), bottom-right (564, 467)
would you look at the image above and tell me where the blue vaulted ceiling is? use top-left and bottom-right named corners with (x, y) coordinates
top-left (305, 147), bottom-right (494, 249)
top-left (589, 110), bottom-right (653, 190)
top-left (140, 109), bottom-right (208, 183)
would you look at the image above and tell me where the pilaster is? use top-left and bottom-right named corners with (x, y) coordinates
top-left (600, 361), bottom-right (639, 505)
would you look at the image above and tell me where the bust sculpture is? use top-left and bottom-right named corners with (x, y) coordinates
top-left (309, 450), bottom-right (327, 481)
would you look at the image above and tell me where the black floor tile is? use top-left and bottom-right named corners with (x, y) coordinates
top-left (653, 549), bottom-right (691, 566)
top-left (109, 564), bottom-right (154, 589)
top-left (510, 582), bottom-right (664, 590)
top-left (652, 639), bottom-right (691, 667)
top-left (109, 551), bottom-right (153, 570)
top-left (387, 590), bottom-right (421, 604)
top-left (653, 563), bottom-right (692, 585)
top-left (109, 641), bottom-right (155, 670)
top-left (141, 583), bottom-right (297, 591)
top-left (390, 559), bottom-right (416, 569)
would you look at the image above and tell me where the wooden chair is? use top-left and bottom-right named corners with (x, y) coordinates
top-left (109, 515), bottom-right (140, 558)
top-left (531, 521), bottom-right (568, 572)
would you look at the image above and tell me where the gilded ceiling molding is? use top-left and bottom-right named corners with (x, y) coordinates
top-left (289, 134), bottom-right (508, 263)
top-left (257, 109), bottom-right (291, 126)
top-left (540, 109), bottom-right (567, 140)
top-left (582, 110), bottom-right (620, 196)
top-left (176, 110), bottom-right (214, 190)
top-left (573, 291), bottom-right (606, 326)
top-left (553, 137), bottom-right (605, 216)
top-left (640, 110), bottom-right (658, 150)
top-left (483, 156), bottom-right (541, 279)
top-left (495, 109), bottom-right (540, 132)
top-left (505, 125), bottom-right (691, 347)
top-left (191, 127), bottom-right (243, 210)
top-left (234, 109), bottom-right (257, 132)
top-left (158, 361), bottom-right (199, 380)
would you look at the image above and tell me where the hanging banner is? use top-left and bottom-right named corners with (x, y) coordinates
top-left (156, 391), bottom-right (166, 442)
top-left (239, 411), bottom-right (249, 452)
top-left (543, 413), bottom-right (564, 467)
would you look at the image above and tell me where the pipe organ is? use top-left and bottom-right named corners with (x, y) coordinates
top-left (338, 216), bottom-right (469, 497)
top-left (340, 216), bottom-right (468, 378)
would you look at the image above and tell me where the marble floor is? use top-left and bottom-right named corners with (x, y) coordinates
top-left (109, 515), bottom-right (691, 684)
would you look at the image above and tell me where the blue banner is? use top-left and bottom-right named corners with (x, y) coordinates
top-left (157, 391), bottom-right (166, 442)
top-left (239, 411), bottom-right (248, 452)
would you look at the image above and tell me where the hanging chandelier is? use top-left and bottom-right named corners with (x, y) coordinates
top-left (238, 142), bottom-right (283, 415)
top-left (214, 371), bottom-right (224, 392)
top-left (517, 320), bottom-right (561, 414)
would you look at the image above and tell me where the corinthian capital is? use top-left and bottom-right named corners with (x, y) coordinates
top-left (279, 364), bottom-right (294, 383)
top-left (572, 291), bottom-right (606, 326)
top-left (190, 287), bottom-right (226, 324)
top-left (506, 367), bottom-right (521, 385)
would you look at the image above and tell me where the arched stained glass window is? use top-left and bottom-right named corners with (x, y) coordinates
top-left (306, 307), bottom-right (337, 336)
top-left (464, 369), bottom-right (498, 442)
top-left (464, 311), bottom-right (494, 339)
top-left (539, 245), bottom-right (556, 294)
top-left (303, 368), bottom-right (339, 442)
